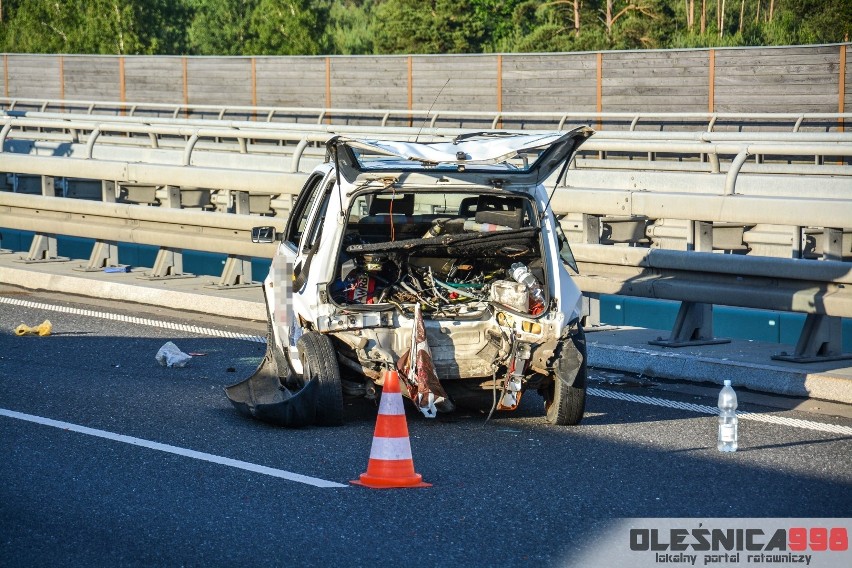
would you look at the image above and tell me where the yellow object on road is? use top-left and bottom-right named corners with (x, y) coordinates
top-left (14, 320), bottom-right (52, 336)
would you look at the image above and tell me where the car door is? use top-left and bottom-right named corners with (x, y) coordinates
top-left (271, 168), bottom-right (332, 369)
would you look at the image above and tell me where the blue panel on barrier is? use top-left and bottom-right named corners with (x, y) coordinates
top-left (252, 258), bottom-right (272, 282)
top-left (182, 250), bottom-right (226, 277)
top-left (714, 305), bottom-right (781, 343)
top-left (846, 319), bottom-right (852, 352)
top-left (0, 229), bottom-right (34, 252)
top-left (116, 243), bottom-right (158, 268)
top-left (622, 297), bottom-right (680, 330)
top-left (779, 312), bottom-right (806, 346)
top-left (599, 296), bottom-right (625, 325)
top-left (57, 236), bottom-right (94, 260)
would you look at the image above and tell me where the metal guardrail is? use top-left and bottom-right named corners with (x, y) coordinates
top-left (3, 96), bottom-right (852, 132)
top-left (0, 190), bottom-right (283, 287)
top-left (3, 109), bottom-right (851, 185)
top-left (2, 189), bottom-right (849, 302)
top-left (572, 244), bottom-right (852, 316)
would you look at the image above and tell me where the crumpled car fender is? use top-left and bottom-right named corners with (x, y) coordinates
top-left (530, 323), bottom-right (586, 388)
top-left (225, 350), bottom-right (319, 427)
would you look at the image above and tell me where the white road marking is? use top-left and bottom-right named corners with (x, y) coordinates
top-left (588, 387), bottom-right (852, 436)
top-left (0, 296), bottom-right (265, 342)
top-left (0, 408), bottom-right (348, 488)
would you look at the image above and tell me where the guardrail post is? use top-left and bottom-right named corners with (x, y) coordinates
top-left (205, 255), bottom-right (259, 289)
top-left (155, 185), bottom-right (181, 208)
top-left (73, 240), bottom-right (124, 272)
top-left (690, 221), bottom-right (714, 252)
top-left (41, 175), bottom-right (55, 197)
top-left (582, 294), bottom-right (602, 327)
top-left (102, 180), bottom-right (117, 203)
top-left (137, 247), bottom-right (195, 280)
top-left (823, 228), bottom-right (843, 261)
top-left (772, 314), bottom-right (852, 363)
top-left (582, 214), bottom-right (601, 244)
top-left (648, 301), bottom-right (731, 348)
top-left (14, 233), bottom-right (70, 264)
top-left (579, 215), bottom-right (603, 326)
top-left (234, 191), bottom-right (250, 215)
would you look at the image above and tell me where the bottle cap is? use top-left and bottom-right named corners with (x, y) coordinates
top-left (723, 380), bottom-right (731, 386)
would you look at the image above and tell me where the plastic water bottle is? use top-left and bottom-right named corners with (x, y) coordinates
top-left (717, 380), bottom-right (738, 452)
top-left (510, 262), bottom-right (545, 314)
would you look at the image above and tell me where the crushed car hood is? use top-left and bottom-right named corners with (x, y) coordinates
top-left (329, 127), bottom-right (593, 184)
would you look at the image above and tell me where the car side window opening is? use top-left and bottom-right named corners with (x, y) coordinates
top-left (284, 173), bottom-right (325, 249)
top-left (554, 218), bottom-right (579, 274)
top-left (301, 181), bottom-right (335, 253)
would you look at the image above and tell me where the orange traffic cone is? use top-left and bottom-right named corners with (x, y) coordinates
top-left (351, 369), bottom-right (431, 489)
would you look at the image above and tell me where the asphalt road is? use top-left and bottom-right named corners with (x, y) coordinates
top-left (1, 287), bottom-right (851, 567)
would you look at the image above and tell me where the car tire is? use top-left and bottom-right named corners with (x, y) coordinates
top-left (297, 331), bottom-right (344, 426)
top-left (544, 326), bottom-right (587, 426)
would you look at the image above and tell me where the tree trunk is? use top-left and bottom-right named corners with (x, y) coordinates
top-left (574, 0), bottom-right (581, 36)
top-left (701, 0), bottom-right (706, 34)
top-left (739, 0), bottom-right (745, 33)
top-left (769, 0), bottom-right (774, 22)
top-left (687, 0), bottom-right (695, 30)
top-left (606, 0), bottom-right (614, 35)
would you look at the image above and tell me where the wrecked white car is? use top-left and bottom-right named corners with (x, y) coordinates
top-left (226, 128), bottom-right (593, 427)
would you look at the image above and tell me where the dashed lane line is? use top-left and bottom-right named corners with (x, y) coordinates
top-left (0, 296), bottom-right (265, 342)
top-left (0, 408), bottom-right (348, 488)
top-left (589, 388), bottom-right (852, 436)
top-left (5, 295), bottom-right (851, 438)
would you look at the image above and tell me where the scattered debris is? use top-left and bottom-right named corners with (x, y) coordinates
top-left (14, 320), bottom-right (52, 337)
top-left (155, 341), bottom-right (192, 368)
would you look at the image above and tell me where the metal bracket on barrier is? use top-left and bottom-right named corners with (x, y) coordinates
top-left (14, 234), bottom-right (70, 263)
top-left (205, 255), bottom-right (259, 289)
top-left (137, 247), bottom-right (195, 280)
top-left (649, 301), bottom-right (731, 348)
top-left (73, 240), bottom-right (127, 272)
top-left (772, 314), bottom-right (852, 363)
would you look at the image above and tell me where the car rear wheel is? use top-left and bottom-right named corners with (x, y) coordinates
top-left (543, 326), bottom-right (587, 426)
top-left (297, 331), bottom-right (344, 426)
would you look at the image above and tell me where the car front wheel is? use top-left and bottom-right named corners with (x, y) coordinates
top-left (543, 326), bottom-right (587, 426)
top-left (297, 331), bottom-right (344, 426)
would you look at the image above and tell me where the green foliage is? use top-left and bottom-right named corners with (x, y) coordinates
top-left (247, 0), bottom-right (330, 55)
top-left (608, 0), bottom-right (675, 50)
top-left (471, 0), bottom-right (524, 52)
top-left (2, 0), bottom-right (78, 53)
top-left (187, 0), bottom-right (257, 55)
top-left (0, 0), bottom-right (190, 54)
top-left (789, 0), bottom-right (852, 45)
top-left (373, 0), bottom-right (487, 54)
top-left (0, 0), bottom-right (848, 55)
top-left (327, 0), bottom-right (376, 55)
